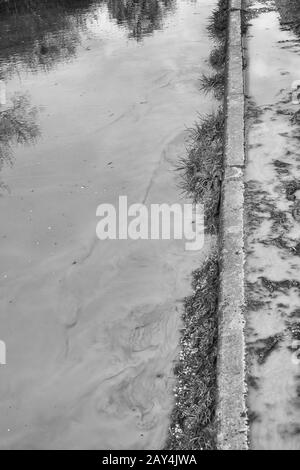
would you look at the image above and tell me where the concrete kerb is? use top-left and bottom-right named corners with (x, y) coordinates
top-left (215, 0), bottom-right (248, 450)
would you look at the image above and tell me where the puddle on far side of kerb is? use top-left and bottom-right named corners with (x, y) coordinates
top-left (0, 0), bottom-right (217, 450)
top-left (245, 0), bottom-right (300, 450)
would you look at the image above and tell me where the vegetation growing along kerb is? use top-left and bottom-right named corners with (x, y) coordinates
top-left (165, 0), bottom-right (228, 451)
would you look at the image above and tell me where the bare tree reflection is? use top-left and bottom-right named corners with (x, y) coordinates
top-left (0, 93), bottom-right (40, 173)
top-left (0, 0), bottom-right (175, 78)
top-left (0, 0), bottom-right (96, 77)
top-left (106, 0), bottom-right (175, 40)
top-left (0, 0), bottom-right (174, 182)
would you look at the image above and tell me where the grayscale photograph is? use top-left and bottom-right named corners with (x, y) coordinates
top-left (0, 0), bottom-right (299, 454)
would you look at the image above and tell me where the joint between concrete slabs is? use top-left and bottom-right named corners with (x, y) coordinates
top-left (228, 92), bottom-right (244, 96)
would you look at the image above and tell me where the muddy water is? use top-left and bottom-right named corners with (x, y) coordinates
top-left (245, 0), bottom-right (300, 450)
top-left (0, 0), bottom-right (216, 450)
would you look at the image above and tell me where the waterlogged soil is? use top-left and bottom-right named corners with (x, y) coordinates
top-left (0, 0), bottom-right (217, 450)
top-left (245, 0), bottom-right (300, 450)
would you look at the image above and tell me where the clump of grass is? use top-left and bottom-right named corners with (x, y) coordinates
top-left (200, 70), bottom-right (225, 100)
top-left (209, 44), bottom-right (226, 70)
top-left (177, 109), bottom-right (224, 232)
top-left (165, 0), bottom-right (228, 452)
top-left (207, 0), bottom-right (228, 41)
top-left (165, 254), bottom-right (219, 450)
top-left (200, 0), bottom-right (228, 100)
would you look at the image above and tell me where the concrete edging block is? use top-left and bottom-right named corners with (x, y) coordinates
top-left (225, 94), bottom-right (245, 167)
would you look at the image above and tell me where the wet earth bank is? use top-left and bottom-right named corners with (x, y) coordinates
top-left (245, 0), bottom-right (300, 450)
top-left (0, 0), bottom-right (216, 450)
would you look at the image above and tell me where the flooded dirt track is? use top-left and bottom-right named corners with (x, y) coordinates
top-left (0, 0), bottom-right (217, 450)
top-left (245, 0), bottom-right (300, 449)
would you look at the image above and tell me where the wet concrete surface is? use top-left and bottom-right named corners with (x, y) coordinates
top-left (0, 0), bottom-right (216, 450)
top-left (245, 0), bottom-right (300, 450)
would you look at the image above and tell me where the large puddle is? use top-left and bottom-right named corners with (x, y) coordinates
top-left (245, 0), bottom-right (300, 450)
top-left (0, 0), bottom-right (216, 449)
